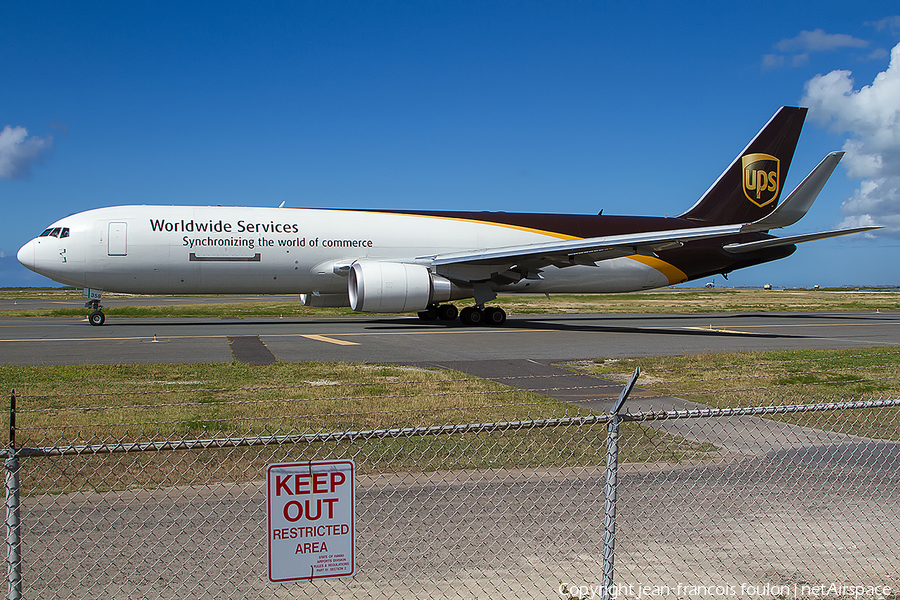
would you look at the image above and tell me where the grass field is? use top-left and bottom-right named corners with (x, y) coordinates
top-left (2, 287), bottom-right (900, 318)
top-left (568, 346), bottom-right (900, 440)
top-left (4, 347), bottom-right (897, 444)
top-left (1, 361), bottom-right (714, 494)
top-left (2, 338), bottom-right (897, 441)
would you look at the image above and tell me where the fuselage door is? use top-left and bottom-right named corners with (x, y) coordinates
top-left (108, 222), bottom-right (127, 256)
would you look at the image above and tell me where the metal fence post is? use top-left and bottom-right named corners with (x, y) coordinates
top-left (602, 369), bottom-right (639, 600)
top-left (6, 390), bottom-right (21, 600)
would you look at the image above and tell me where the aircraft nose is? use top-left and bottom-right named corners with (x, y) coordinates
top-left (17, 239), bottom-right (35, 271)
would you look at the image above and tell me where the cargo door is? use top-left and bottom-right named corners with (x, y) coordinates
top-left (108, 222), bottom-right (127, 256)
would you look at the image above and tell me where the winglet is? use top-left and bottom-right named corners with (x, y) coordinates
top-left (742, 151), bottom-right (844, 232)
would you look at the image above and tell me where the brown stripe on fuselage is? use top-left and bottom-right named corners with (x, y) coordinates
top-left (370, 209), bottom-right (693, 239)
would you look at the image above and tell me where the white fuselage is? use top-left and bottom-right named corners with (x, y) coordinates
top-left (17, 205), bottom-right (676, 297)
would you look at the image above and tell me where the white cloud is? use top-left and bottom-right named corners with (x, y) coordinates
top-left (762, 54), bottom-right (785, 69)
top-left (765, 29), bottom-right (869, 70)
top-left (791, 53), bottom-right (810, 68)
top-left (801, 42), bottom-right (900, 236)
top-left (0, 125), bottom-right (54, 180)
top-left (868, 16), bottom-right (900, 34)
top-left (838, 178), bottom-right (900, 233)
top-left (867, 48), bottom-right (890, 61)
top-left (775, 29), bottom-right (868, 53)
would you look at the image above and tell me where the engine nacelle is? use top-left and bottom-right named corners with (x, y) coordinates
top-left (348, 261), bottom-right (470, 313)
top-left (299, 293), bottom-right (350, 308)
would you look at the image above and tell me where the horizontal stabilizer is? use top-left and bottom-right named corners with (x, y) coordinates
top-left (724, 226), bottom-right (881, 253)
top-left (743, 152), bottom-right (844, 232)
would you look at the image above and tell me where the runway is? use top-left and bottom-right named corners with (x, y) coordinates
top-left (0, 310), bottom-right (897, 366)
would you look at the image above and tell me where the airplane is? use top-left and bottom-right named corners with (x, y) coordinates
top-left (16, 106), bottom-right (879, 327)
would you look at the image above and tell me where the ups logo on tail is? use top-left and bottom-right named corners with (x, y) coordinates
top-left (742, 153), bottom-right (780, 207)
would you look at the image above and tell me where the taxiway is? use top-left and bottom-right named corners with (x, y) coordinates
top-left (0, 310), bottom-right (896, 366)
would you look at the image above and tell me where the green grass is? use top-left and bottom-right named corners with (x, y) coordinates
top-left (568, 347), bottom-right (900, 440)
top-left (0, 361), bottom-right (720, 494)
top-left (2, 287), bottom-right (900, 318)
top-left (3, 346), bottom-right (898, 495)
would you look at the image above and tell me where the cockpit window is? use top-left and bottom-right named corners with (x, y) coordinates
top-left (39, 226), bottom-right (70, 238)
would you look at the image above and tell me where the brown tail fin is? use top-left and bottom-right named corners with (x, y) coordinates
top-left (678, 107), bottom-right (807, 225)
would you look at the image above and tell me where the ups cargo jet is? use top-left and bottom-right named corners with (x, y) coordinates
top-left (17, 106), bottom-right (879, 326)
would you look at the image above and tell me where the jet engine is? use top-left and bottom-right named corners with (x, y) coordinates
top-left (348, 261), bottom-right (470, 312)
top-left (299, 293), bottom-right (351, 308)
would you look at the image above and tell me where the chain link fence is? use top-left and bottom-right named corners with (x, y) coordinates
top-left (4, 364), bottom-right (900, 600)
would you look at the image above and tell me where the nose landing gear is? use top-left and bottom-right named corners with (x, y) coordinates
top-left (85, 299), bottom-right (106, 326)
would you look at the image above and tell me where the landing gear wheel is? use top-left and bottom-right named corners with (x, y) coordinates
top-left (418, 305), bottom-right (439, 321)
top-left (89, 310), bottom-right (106, 326)
top-left (459, 306), bottom-right (483, 326)
top-left (437, 304), bottom-right (459, 321)
top-left (483, 307), bottom-right (507, 326)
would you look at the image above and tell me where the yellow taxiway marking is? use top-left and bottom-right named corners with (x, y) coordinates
top-left (0, 329), bottom-right (513, 343)
top-left (680, 326), bottom-right (762, 335)
top-left (0, 335), bottom-right (222, 342)
top-left (300, 334), bottom-right (360, 346)
top-left (1, 319), bottom-right (896, 344)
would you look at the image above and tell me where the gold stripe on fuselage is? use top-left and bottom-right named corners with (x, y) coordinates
top-left (627, 255), bottom-right (688, 285)
top-left (355, 210), bottom-right (581, 241)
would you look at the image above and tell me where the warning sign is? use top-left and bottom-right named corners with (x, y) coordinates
top-left (267, 460), bottom-right (355, 582)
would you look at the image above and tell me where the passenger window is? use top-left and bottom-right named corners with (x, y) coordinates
top-left (61, 228), bottom-right (70, 238)
top-left (50, 228), bottom-right (62, 238)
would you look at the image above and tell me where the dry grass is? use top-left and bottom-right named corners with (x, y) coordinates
top-left (568, 347), bottom-right (900, 440)
top-left (2, 362), bottom-right (542, 444)
top-left (1, 361), bottom-right (717, 494)
top-left (3, 347), bottom-right (897, 495)
top-left (2, 287), bottom-right (900, 318)
top-left (493, 288), bottom-right (900, 314)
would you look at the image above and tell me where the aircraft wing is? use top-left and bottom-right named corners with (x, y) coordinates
top-left (419, 223), bottom-right (743, 280)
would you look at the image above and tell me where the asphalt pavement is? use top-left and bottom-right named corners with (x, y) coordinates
top-left (0, 310), bottom-right (897, 366)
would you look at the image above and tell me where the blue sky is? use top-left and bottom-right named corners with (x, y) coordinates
top-left (2, 2), bottom-right (899, 288)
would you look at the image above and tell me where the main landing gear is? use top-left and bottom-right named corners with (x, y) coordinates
top-left (85, 299), bottom-right (106, 326)
top-left (418, 304), bottom-right (507, 326)
top-left (461, 306), bottom-right (507, 326)
top-left (417, 304), bottom-right (459, 322)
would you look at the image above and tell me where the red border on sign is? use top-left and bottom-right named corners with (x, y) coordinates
top-left (267, 460), bottom-right (355, 582)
